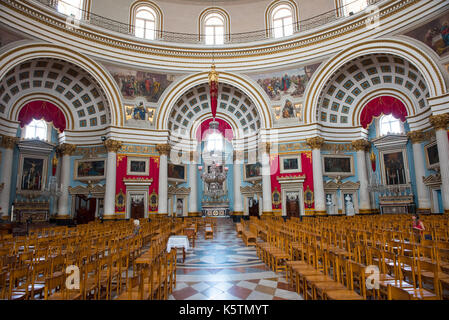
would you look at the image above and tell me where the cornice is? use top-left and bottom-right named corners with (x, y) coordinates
top-left (0, 0), bottom-right (443, 71)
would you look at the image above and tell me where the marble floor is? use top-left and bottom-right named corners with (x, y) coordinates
top-left (168, 218), bottom-right (303, 300)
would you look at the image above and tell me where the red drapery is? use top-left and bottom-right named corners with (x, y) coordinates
top-left (360, 96), bottom-right (408, 129)
top-left (195, 118), bottom-right (233, 142)
top-left (18, 100), bottom-right (66, 132)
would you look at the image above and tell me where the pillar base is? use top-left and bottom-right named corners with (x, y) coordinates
top-left (358, 209), bottom-right (378, 215)
top-left (232, 211), bottom-right (243, 216)
top-left (445, 209), bottom-right (449, 215)
top-left (188, 212), bottom-right (201, 217)
top-left (314, 210), bottom-right (327, 216)
top-left (261, 211), bottom-right (273, 217)
top-left (54, 215), bottom-right (71, 219)
top-left (273, 210), bottom-right (282, 217)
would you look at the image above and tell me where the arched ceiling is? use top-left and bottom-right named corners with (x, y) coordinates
top-left (168, 82), bottom-right (261, 138)
top-left (316, 53), bottom-right (430, 126)
top-left (0, 58), bottom-right (111, 130)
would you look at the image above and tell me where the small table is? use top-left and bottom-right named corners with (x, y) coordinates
top-left (167, 235), bottom-right (190, 262)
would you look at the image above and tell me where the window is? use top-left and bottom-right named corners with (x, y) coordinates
top-left (135, 7), bottom-right (156, 40)
top-left (204, 13), bottom-right (224, 45)
top-left (57, 0), bottom-right (83, 20)
top-left (379, 114), bottom-right (402, 136)
top-left (206, 132), bottom-right (224, 154)
top-left (272, 5), bottom-right (293, 38)
top-left (25, 119), bottom-right (47, 140)
top-left (342, 0), bottom-right (368, 16)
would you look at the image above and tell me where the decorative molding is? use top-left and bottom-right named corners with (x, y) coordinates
top-left (123, 177), bottom-right (153, 186)
top-left (75, 146), bottom-right (107, 158)
top-left (68, 183), bottom-right (105, 196)
top-left (429, 113), bottom-right (449, 130)
top-left (115, 189), bottom-right (125, 211)
top-left (324, 180), bottom-right (360, 191)
top-left (322, 143), bottom-right (353, 153)
top-left (423, 173), bottom-right (441, 187)
top-left (17, 139), bottom-right (55, 155)
top-left (240, 183), bottom-right (263, 194)
top-left (167, 185), bottom-right (191, 195)
top-left (104, 139), bottom-right (122, 153)
top-left (371, 134), bottom-right (408, 151)
top-left (407, 130), bottom-right (427, 144)
top-left (306, 137), bottom-right (325, 150)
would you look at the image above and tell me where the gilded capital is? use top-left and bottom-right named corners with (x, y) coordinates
top-left (103, 139), bottom-right (122, 153)
top-left (156, 144), bottom-right (171, 156)
top-left (351, 139), bottom-right (370, 152)
top-left (0, 135), bottom-right (19, 149)
top-left (429, 114), bottom-right (449, 131)
top-left (57, 143), bottom-right (77, 156)
top-left (259, 142), bottom-right (271, 154)
top-left (407, 130), bottom-right (426, 144)
top-left (233, 150), bottom-right (244, 162)
top-left (306, 137), bottom-right (325, 150)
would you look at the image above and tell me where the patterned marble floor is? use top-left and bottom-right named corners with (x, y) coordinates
top-left (168, 218), bottom-right (303, 300)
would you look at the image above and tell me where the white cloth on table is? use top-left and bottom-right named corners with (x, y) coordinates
top-left (166, 235), bottom-right (190, 253)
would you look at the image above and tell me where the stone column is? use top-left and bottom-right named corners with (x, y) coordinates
top-left (156, 144), bottom-right (171, 215)
top-left (260, 142), bottom-right (273, 215)
top-left (352, 139), bottom-right (371, 214)
top-left (56, 143), bottom-right (76, 218)
top-left (0, 135), bottom-right (19, 220)
top-left (103, 139), bottom-right (122, 218)
top-left (233, 150), bottom-right (244, 216)
top-left (430, 114), bottom-right (449, 214)
top-left (188, 151), bottom-right (198, 216)
top-left (306, 137), bottom-right (326, 215)
top-left (407, 130), bottom-right (432, 214)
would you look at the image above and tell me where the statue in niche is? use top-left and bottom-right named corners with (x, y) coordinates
top-left (282, 100), bottom-right (295, 118)
top-left (133, 102), bottom-right (147, 120)
top-left (345, 194), bottom-right (355, 216)
top-left (326, 194), bottom-right (335, 215)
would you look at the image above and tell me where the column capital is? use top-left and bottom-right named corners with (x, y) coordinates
top-left (0, 135), bottom-right (19, 149)
top-left (429, 113), bottom-right (449, 130)
top-left (104, 139), bottom-right (122, 153)
top-left (306, 137), bottom-right (325, 150)
top-left (259, 142), bottom-right (271, 154)
top-left (57, 143), bottom-right (77, 156)
top-left (407, 130), bottom-right (426, 144)
top-left (233, 150), bottom-right (244, 162)
top-left (351, 139), bottom-right (370, 152)
top-left (156, 144), bottom-right (171, 156)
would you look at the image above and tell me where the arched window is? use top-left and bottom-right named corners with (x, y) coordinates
top-left (57, 0), bottom-right (84, 20)
top-left (204, 13), bottom-right (225, 45)
top-left (25, 119), bottom-right (47, 140)
top-left (135, 6), bottom-right (156, 40)
top-left (272, 5), bottom-right (293, 38)
top-left (206, 132), bottom-right (224, 153)
top-left (342, 0), bottom-right (368, 16)
top-left (379, 114), bottom-right (403, 136)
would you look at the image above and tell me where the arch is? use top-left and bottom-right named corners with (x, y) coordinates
top-left (198, 7), bottom-right (231, 43)
top-left (0, 41), bottom-right (123, 128)
top-left (303, 37), bottom-right (447, 125)
top-left (129, 0), bottom-right (163, 39)
top-left (265, 0), bottom-right (299, 37)
top-left (156, 71), bottom-right (273, 135)
top-left (195, 118), bottom-right (234, 142)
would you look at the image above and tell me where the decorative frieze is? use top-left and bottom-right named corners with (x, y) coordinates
top-left (57, 143), bottom-right (76, 156)
top-left (407, 130), bottom-right (426, 144)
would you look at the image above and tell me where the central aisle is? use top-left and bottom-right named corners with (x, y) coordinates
top-left (168, 218), bottom-right (303, 300)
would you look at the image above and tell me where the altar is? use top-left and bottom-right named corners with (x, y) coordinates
top-left (201, 205), bottom-right (230, 217)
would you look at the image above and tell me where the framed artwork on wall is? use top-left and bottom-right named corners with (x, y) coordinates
top-left (18, 155), bottom-right (48, 191)
top-left (127, 157), bottom-right (149, 176)
top-left (424, 142), bottom-right (439, 170)
top-left (243, 162), bottom-right (262, 181)
top-left (279, 154), bottom-right (301, 173)
top-left (149, 190), bottom-right (158, 211)
top-left (167, 163), bottom-right (186, 182)
top-left (74, 158), bottom-right (106, 181)
top-left (380, 150), bottom-right (408, 185)
top-left (322, 154), bottom-right (354, 177)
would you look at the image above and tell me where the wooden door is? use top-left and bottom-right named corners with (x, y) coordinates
top-left (131, 196), bottom-right (145, 219)
top-left (286, 195), bottom-right (300, 217)
top-left (249, 200), bottom-right (259, 217)
top-left (75, 196), bottom-right (96, 224)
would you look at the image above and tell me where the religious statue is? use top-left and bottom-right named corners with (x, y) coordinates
top-left (133, 102), bottom-right (147, 120)
top-left (345, 194), bottom-right (355, 216)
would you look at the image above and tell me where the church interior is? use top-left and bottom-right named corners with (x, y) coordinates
top-left (0, 0), bottom-right (449, 301)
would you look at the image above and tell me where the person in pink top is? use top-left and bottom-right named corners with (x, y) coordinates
top-left (412, 214), bottom-right (425, 243)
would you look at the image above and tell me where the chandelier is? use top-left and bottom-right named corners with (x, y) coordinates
top-left (199, 161), bottom-right (228, 200)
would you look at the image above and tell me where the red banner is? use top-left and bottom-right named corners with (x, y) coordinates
top-left (210, 80), bottom-right (218, 119)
